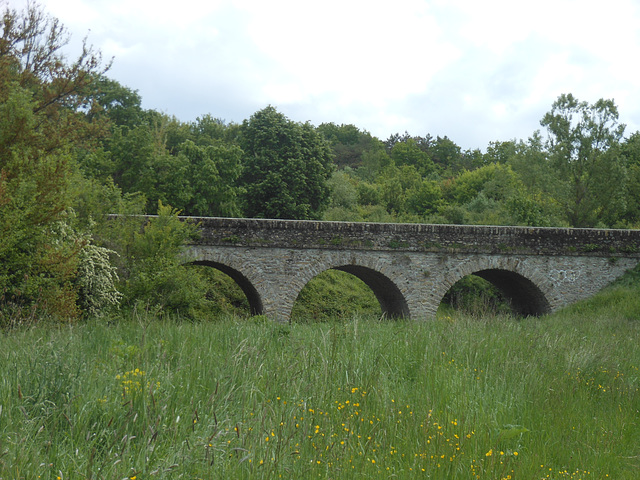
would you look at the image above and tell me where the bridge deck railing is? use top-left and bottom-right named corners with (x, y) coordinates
top-left (184, 216), bottom-right (640, 257)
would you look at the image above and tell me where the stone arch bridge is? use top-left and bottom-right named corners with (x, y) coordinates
top-left (180, 217), bottom-right (640, 322)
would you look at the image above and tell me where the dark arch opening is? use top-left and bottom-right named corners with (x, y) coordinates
top-left (441, 269), bottom-right (551, 317)
top-left (333, 265), bottom-right (409, 318)
top-left (291, 265), bottom-right (409, 321)
top-left (188, 261), bottom-right (263, 316)
top-left (475, 269), bottom-right (550, 316)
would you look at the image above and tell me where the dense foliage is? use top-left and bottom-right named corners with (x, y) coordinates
top-left (240, 106), bottom-right (334, 219)
top-left (2, 3), bottom-right (640, 323)
top-left (0, 4), bottom-right (108, 323)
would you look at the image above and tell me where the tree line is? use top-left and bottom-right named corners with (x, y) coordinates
top-left (2, 3), bottom-right (640, 324)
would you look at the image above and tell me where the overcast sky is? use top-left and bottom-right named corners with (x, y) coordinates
top-left (7, 0), bottom-right (640, 150)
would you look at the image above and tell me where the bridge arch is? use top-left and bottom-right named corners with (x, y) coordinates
top-left (289, 259), bottom-right (410, 320)
top-left (438, 257), bottom-right (552, 316)
top-left (188, 260), bottom-right (264, 316)
top-left (334, 264), bottom-right (410, 318)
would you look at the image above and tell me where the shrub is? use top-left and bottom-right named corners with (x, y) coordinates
top-left (76, 243), bottom-right (122, 318)
top-left (119, 202), bottom-right (209, 319)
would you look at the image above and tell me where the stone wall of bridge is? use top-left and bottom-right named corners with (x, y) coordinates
top-left (168, 217), bottom-right (640, 321)
top-left (190, 217), bottom-right (640, 257)
top-left (185, 244), bottom-right (639, 322)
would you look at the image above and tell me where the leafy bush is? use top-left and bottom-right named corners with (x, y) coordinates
top-left (76, 243), bottom-right (122, 318)
top-left (118, 202), bottom-right (209, 319)
top-left (291, 270), bottom-right (381, 321)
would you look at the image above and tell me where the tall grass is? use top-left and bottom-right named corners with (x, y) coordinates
top-left (1, 286), bottom-right (639, 478)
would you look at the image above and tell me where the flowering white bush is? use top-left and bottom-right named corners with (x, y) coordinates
top-left (77, 243), bottom-right (122, 317)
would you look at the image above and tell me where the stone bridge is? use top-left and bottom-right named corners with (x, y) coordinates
top-left (181, 217), bottom-right (640, 322)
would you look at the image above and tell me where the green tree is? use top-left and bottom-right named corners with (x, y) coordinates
top-left (317, 122), bottom-right (378, 168)
top-left (623, 164), bottom-right (640, 227)
top-left (98, 107), bottom-right (243, 217)
top-left (118, 202), bottom-right (209, 318)
top-left (240, 106), bottom-right (334, 219)
top-left (504, 194), bottom-right (553, 227)
top-left (355, 148), bottom-right (392, 182)
top-left (326, 169), bottom-right (358, 210)
top-left (485, 140), bottom-right (518, 164)
top-left (374, 164), bottom-right (414, 214)
top-left (619, 132), bottom-right (640, 226)
top-left (406, 179), bottom-right (443, 217)
top-left (621, 132), bottom-right (640, 166)
top-left (179, 139), bottom-right (243, 217)
top-left (0, 3), bottom-right (108, 322)
top-left (86, 75), bottom-right (143, 128)
top-left (107, 123), bottom-right (165, 207)
top-left (429, 136), bottom-right (463, 173)
top-left (541, 93), bottom-right (627, 227)
top-left (389, 138), bottom-right (436, 177)
top-left (190, 114), bottom-right (241, 146)
top-left (506, 134), bottom-right (552, 193)
top-left (443, 163), bottom-right (521, 206)
top-left (356, 181), bottom-right (382, 206)
top-left (106, 116), bottom-right (191, 214)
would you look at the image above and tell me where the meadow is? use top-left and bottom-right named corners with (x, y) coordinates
top-left (1, 275), bottom-right (640, 479)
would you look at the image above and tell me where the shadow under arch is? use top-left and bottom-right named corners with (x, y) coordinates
top-left (468, 268), bottom-right (551, 316)
top-left (330, 264), bottom-right (410, 318)
top-left (189, 260), bottom-right (263, 316)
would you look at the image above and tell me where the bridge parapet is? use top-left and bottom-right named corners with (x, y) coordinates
top-left (189, 217), bottom-right (640, 258)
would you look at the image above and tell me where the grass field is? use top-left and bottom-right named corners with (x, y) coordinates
top-left (1, 276), bottom-right (640, 479)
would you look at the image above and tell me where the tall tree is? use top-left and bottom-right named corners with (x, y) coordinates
top-left (86, 75), bottom-right (143, 128)
top-left (541, 93), bottom-right (626, 227)
top-left (240, 106), bottom-right (334, 219)
top-left (317, 122), bottom-right (377, 168)
top-left (619, 132), bottom-right (640, 226)
top-left (180, 139), bottom-right (243, 217)
top-left (389, 138), bottom-right (436, 177)
top-left (0, 3), bottom-right (108, 321)
top-left (428, 136), bottom-right (463, 173)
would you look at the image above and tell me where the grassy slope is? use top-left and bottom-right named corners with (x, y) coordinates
top-left (1, 272), bottom-right (639, 479)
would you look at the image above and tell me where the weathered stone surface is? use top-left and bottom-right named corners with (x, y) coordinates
top-left (181, 217), bottom-right (640, 322)
top-left (189, 217), bottom-right (640, 256)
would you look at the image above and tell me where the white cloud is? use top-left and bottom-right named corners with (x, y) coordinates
top-left (5, 0), bottom-right (640, 148)
top-left (238, 0), bottom-right (459, 104)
